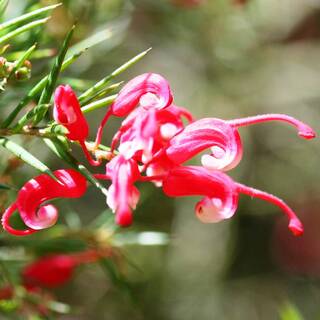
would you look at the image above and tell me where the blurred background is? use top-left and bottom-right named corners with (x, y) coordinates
top-left (1, 0), bottom-right (320, 319)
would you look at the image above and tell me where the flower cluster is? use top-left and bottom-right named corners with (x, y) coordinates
top-left (2, 73), bottom-right (316, 236)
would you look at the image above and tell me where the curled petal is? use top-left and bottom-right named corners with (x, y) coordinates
top-left (2, 169), bottom-right (87, 235)
top-left (163, 166), bottom-right (304, 235)
top-left (95, 73), bottom-right (173, 148)
top-left (166, 118), bottom-right (242, 171)
top-left (163, 166), bottom-right (239, 221)
top-left (111, 73), bottom-right (173, 117)
top-left (195, 196), bottom-right (237, 223)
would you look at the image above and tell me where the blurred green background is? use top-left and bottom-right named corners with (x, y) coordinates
top-left (1, 0), bottom-right (320, 319)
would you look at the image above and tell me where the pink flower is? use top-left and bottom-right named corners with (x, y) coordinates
top-left (112, 104), bottom-right (193, 164)
top-left (2, 169), bottom-right (87, 236)
top-left (166, 114), bottom-right (315, 171)
top-left (162, 166), bottom-right (304, 236)
top-left (54, 85), bottom-right (100, 166)
top-left (105, 155), bottom-right (140, 227)
top-left (95, 73), bottom-right (173, 147)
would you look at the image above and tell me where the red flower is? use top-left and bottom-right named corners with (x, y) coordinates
top-left (105, 155), bottom-right (140, 226)
top-left (22, 251), bottom-right (100, 289)
top-left (95, 73), bottom-right (173, 147)
top-left (163, 166), bottom-right (304, 236)
top-left (2, 169), bottom-right (87, 236)
top-left (166, 114), bottom-right (315, 171)
top-left (54, 85), bottom-right (100, 166)
top-left (23, 255), bottom-right (77, 289)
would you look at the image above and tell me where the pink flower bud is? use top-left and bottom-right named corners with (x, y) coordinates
top-left (54, 85), bottom-right (100, 166)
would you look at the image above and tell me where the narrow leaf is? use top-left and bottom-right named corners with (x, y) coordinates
top-left (1, 48), bottom-right (87, 128)
top-left (77, 164), bottom-right (108, 196)
top-left (0, 0), bottom-right (8, 18)
top-left (81, 94), bottom-right (117, 114)
top-left (0, 3), bottom-right (61, 31)
top-left (0, 137), bottom-right (57, 180)
top-left (43, 137), bottom-right (77, 166)
top-left (6, 48), bottom-right (55, 61)
top-left (12, 103), bottom-right (50, 132)
top-left (78, 48), bottom-right (151, 105)
top-left (81, 81), bottom-right (122, 105)
top-left (34, 25), bottom-right (75, 124)
top-left (0, 17), bottom-right (50, 46)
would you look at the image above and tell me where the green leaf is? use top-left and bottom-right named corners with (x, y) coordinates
top-left (33, 25), bottom-right (75, 124)
top-left (6, 48), bottom-right (55, 61)
top-left (78, 48), bottom-right (152, 106)
top-left (1, 48), bottom-right (87, 129)
top-left (81, 94), bottom-right (117, 114)
top-left (0, 17), bottom-right (50, 46)
top-left (0, 0), bottom-right (8, 18)
top-left (11, 103), bottom-right (50, 132)
top-left (81, 81), bottom-right (122, 105)
top-left (0, 137), bottom-right (57, 180)
top-left (43, 137), bottom-right (77, 166)
top-left (76, 164), bottom-right (108, 196)
top-left (0, 3), bottom-right (60, 32)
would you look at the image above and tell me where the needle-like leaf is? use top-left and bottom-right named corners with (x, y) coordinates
top-left (0, 137), bottom-right (57, 180)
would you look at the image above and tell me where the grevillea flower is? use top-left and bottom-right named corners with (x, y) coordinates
top-left (22, 251), bottom-right (100, 289)
top-left (112, 104), bottom-right (193, 164)
top-left (54, 85), bottom-right (100, 166)
top-left (105, 155), bottom-right (140, 227)
top-left (162, 166), bottom-right (304, 236)
top-left (166, 114), bottom-right (315, 171)
top-left (95, 73), bottom-right (173, 147)
top-left (2, 169), bottom-right (87, 236)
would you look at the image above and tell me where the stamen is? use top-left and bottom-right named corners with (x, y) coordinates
top-left (236, 183), bottom-right (303, 236)
top-left (227, 114), bottom-right (315, 139)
